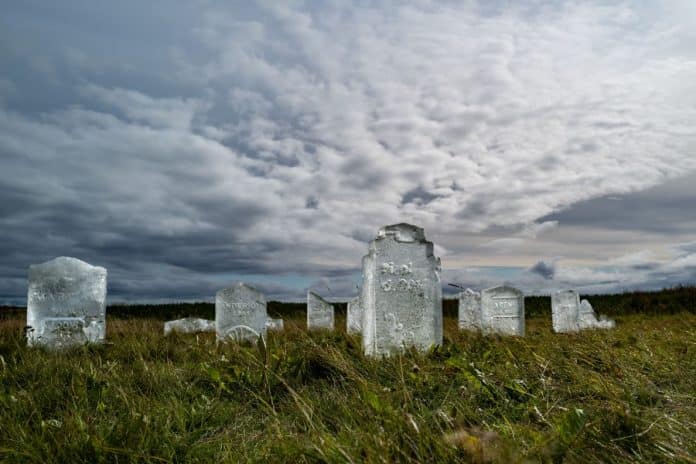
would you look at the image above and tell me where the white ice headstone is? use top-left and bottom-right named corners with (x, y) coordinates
top-left (361, 223), bottom-right (442, 356)
top-left (307, 291), bottom-right (334, 330)
top-left (579, 299), bottom-right (616, 329)
top-left (164, 317), bottom-right (215, 335)
top-left (458, 288), bottom-right (481, 330)
top-left (265, 317), bottom-right (284, 331)
top-left (552, 290), bottom-right (581, 333)
top-left (481, 285), bottom-right (525, 336)
top-left (215, 283), bottom-right (267, 343)
top-left (26, 257), bottom-right (107, 348)
top-left (347, 296), bottom-right (362, 334)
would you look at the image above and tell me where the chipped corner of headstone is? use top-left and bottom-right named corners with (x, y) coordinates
top-left (377, 223), bottom-right (426, 243)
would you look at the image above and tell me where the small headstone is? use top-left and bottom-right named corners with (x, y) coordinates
top-left (347, 296), bottom-right (362, 334)
top-left (307, 291), bottom-right (334, 330)
top-left (579, 299), bottom-right (616, 329)
top-left (361, 223), bottom-right (442, 356)
top-left (480, 285), bottom-right (525, 336)
top-left (26, 257), bottom-right (107, 348)
top-left (458, 288), bottom-right (481, 330)
top-left (215, 283), bottom-right (267, 343)
top-left (551, 290), bottom-right (581, 333)
top-left (164, 318), bottom-right (215, 335)
top-left (265, 317), bottom-right (284, 331)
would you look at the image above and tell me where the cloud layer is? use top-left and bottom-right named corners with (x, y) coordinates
top-left (1, 1), bottom-right (696, 302)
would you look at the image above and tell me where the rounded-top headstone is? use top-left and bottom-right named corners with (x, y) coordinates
top-left (215, 282), bottom-right (267, 343)
top-left (27, 256), bottom-right (107, 348)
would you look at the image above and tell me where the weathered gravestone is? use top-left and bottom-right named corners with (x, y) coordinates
top-left (552, 290), bottom-right (581, 333)
top-left (361, 223), bottom-right (442, 356)
top-left (480, 285), bottom-right (525, 336)
top-left (164, 317), bottom-right (215, 335)
top-left (458, 288), bottom-right (481, 330)
top-left (579, 299), bottom-right (616, 329)
top-left (215, 283), bottom-right (267, 342)
top-left (347, 296), bottom-right (362, 334)
top-left (26, 257), bottom-right (107, 348)
top-left (265, 317), bottom-right (284, 331)
top-left (307, 291), bottom-right (334, 330)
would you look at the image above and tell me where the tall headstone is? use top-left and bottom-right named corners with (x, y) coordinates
top-left (26, 257), bottom-right (107, 348)
top-left (480, 285), bottom-right (525, 336)
top-left (307, 291), bottom-right (334, 330)
top-left (552, 290), bottom-right (581, 333)
top-left (347, 296), bottom-right (362, 334)
top-left (164, 317), bottom-right (215, 335)
top-left (361, 223), bottom-right (442, 356)
top-left (579, 299), bottom-right (616, 329)
top-left (215, 283), bottom-right (267, 342)
top-left (458, 288), bottom-right (481, 330)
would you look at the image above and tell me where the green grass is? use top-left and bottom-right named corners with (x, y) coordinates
top-left (0, 310), bottom-right (694, 463)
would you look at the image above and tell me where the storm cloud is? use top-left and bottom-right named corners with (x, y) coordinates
top-left (1, 1), bottom-right (696, 303)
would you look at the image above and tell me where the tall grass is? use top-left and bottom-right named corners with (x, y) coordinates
top-left (1, 308), bottom-right (694, 463)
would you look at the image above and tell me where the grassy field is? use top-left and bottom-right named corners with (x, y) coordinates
top-left (0, 293), bottom-right (695, 463)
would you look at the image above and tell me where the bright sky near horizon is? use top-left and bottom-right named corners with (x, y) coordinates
top-left (1, 0), bottom-right (696, 303)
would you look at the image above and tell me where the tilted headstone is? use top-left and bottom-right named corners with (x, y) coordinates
top-left (215, 283), bottom-right (267, 342)
top-left (347, 296), bottom-right (362, 334)
top-left (26, 257), bottom-right (107, 348)
top-left (307, 291), bottom-right (334, 330)
top-left (361, 223), bottom-right (442, 356)
top-left (265, 317), bottom-right (284, 331)
top-left (164, 317), bottom-right (215, 335)
top-left (458, 288), bottom-right (481, 330)
top-left (551, 290), bottom-right (581, 333)
top-left (579, 299), bottom-right (615, 329)
top-left (480, 285), bottom-right (525, 336)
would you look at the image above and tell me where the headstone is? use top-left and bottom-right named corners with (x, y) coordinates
top-left (26, 257), bottom-right (107, 348)
top-left (458, 288), bottom-right (481, 330)
top-left (265, 317), bottom-right (284, 331)
top-left (347, 296), bottom-right (362, 334)
top-left (215, 283), bottom-right (267, 342)
top-left (307, 291), bottom-right (334, 330)
top-left (579, 299), bottom-right (616, 329)
top-left (361, 223), bottom-right (442, 356)
top-left (164, 317), bottom-right (215, 335)
top-left (480, 285), bottom-right (525, 336)
top-left (551, 290), bottom-right (581, 333)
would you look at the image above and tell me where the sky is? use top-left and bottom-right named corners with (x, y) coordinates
top-left (1, 0), bottom-right (696, 304)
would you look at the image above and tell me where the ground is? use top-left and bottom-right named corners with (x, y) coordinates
top-left (0, 297), bottom-right (694, 463)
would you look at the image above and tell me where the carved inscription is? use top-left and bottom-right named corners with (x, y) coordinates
top-left (492, 297), bottom-right (519, 318)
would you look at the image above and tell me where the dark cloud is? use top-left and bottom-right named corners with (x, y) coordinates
top-left (1, 1), bottom-right (696, 304)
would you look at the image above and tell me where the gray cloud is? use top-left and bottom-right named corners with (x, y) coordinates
top-left (1, 1), bottom-right (696, 303)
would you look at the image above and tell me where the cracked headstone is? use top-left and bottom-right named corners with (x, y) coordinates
top-left (481, 285), bottom-right (525, 336)
top-left (26, 257), bottom-right (107, 348)
top-left (307, 291), bottom-right (334, 330)
top-left (215, 283), bottom-right (267, 343)
top-left (579, 299), bottom-right (616, 329)
top-left (361, 223), bottom-right (442, 356)
top-left (458, 288), bottom-right (481, 330)
top-left (265, 317), bottom-right (284, 331)
top-left (347, 296), bottom-right (362, 334)
top-left (164, 317), bottom-right (215, 336)
top-left (552, 290), bottom-right (581, 333)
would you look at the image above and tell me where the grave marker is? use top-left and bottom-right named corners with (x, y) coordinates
top-left (307, 291), bottom-right (334, 330)
top-left (480, 285), bottom-right (525, 336)
top-left (215, 283), bottom-right (267, 342)
top-left (458, 288), bottom-right (481, 330)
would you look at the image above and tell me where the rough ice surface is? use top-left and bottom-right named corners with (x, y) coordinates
top-left (265, 317), bottom-right (284, 331)
top-left (346, 296), bottom-right (362, 334)
top-left (458, 288), bottom-right (481, 330)
top-left (480, 285), bottom-right (525, 336)
top-left (361, 223), bottom-right (442, 357)
top-left (551, 290), bottom-right (581, 333)
top-left (26, 256), bottom-right (107, 348)
top-left (215, 283), bottom-right (267, 343)
top-left (164, 318), bottom-right (215, 335)
top-left (307, 291), bottom-right (334, 330)
top-left (579, 299), bottom-right (616, 330)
